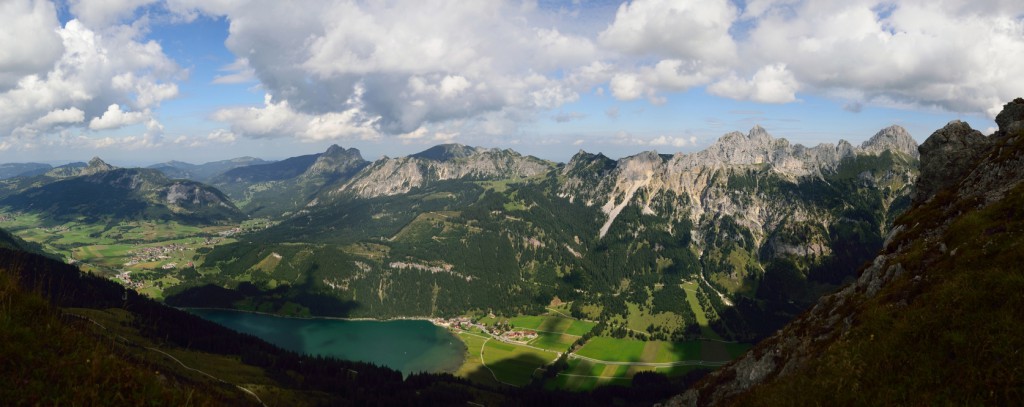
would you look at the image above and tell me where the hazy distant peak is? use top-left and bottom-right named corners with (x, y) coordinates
top-left (81, 157), bottom-right (115, 175)
top-left (411, 143), bottom-right (480, 161)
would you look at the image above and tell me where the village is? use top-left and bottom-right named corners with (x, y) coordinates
top-left (431, 316), bottom-right (538, 343)
top-left (123, 243), bottom-right (188, 267)
top-left (115, 270), bottom-right (144, 290)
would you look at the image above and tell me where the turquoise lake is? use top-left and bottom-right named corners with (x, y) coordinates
top-left (188, 309), bottom-right (465, 376)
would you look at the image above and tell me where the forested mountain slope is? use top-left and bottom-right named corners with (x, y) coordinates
top-left (0, 157), bottom-right (243, 224)
top-left (666, 98), bottom-right (1024, 406)
top-left (171, 125), bottom-right (917, 342)
top-left (212, 144), bottom-right (368, 217)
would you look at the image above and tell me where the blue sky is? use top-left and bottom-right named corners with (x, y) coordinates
top-left (1, 0), bottom-right (1021, 166)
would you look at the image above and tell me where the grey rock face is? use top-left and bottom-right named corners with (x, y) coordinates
top-left (912, 120), bottom-right (989, 205)
top-left (560, 125), bottom-right (918, 240)
top-left (995, 98), bottom-right (1024, 136)
top-left (339, 145), bottom-right (551, 198)
top-left (861, 125), bottom-right (920, 159)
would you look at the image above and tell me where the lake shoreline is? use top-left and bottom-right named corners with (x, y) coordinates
top-left (179, 306), bottom-right (441, 325)
top-left (184, 307), bottom-right (467, 376)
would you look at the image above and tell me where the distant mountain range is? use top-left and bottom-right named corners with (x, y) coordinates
top-left (0, 157), bottom-right (243, 224)
top-left (0, 162), bottom-right (52, 179)
top-left (148, 157), bottom-right (270, 182)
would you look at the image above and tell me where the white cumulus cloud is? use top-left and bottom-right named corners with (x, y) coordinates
top-left (0, 13), bottom-right (181, 142)
top-left (212, 92), bottom-right (381, 142)
top-left (709, 64), bottom-right (800, 104)
top-left (0, 0), bottom-right (64, 90)
top-left (89, 104), bottom-right (148, 130)
top-left (169, 0), bottom-right (600, 136)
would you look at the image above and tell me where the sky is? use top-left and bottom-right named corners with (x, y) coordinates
top-left (1, 0), bottom-right (1022, 166)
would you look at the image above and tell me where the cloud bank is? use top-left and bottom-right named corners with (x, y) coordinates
top-left (1, 0), bottom-right (1022, 151)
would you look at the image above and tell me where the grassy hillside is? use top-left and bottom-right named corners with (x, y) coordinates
top-left (0, 259), bottom-right (252, 405)
top-left (729, 141), bottom-right (1024, 406)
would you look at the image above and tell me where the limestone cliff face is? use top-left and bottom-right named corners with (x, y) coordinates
top-left (338, 145), bottom-right (551, 198)
top-left (664, 100), bottom-right (1024, 406)
top-left (560, 125), bottom-right (917, 240)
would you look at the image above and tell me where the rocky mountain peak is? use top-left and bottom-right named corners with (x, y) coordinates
top-left (80, 157), bottom-right (116, 176)
top-left (305, 145), bottom-right (367, 177)
top-left (747, 124), bottom-right (771, 143)
top-left (861, 125), bottom-right (919, 158)
top-left (561, 150), bottom-right (615, 178)
top-left (324, 144), bottom-right (344, 155)
top-left (912, 120), bottom-right (989, 204)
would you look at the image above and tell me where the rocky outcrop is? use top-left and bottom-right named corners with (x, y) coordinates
top-left (664, 99), bottom-right (1024, 407)
top-left (303, 145), bottom-right (367, 177)
top-left (995, 97), bottom-right (1024, 136)
top-left (912, 120), bottom-right (989, 205)
top-left (80, 157), bottom-right (116, 176)
top-left (339, 145), bottom-right (551, 198)
top-left (164, 181), bottom-right (236, 210)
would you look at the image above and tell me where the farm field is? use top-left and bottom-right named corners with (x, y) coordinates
top-left (455, 331), bottom-right (558, 387)
top-left (513, 315), bottom-right (593, 352)
top-left (551, 336), bottom-right (751, 392)
top-left (509, 314), bottom-right (596, 337)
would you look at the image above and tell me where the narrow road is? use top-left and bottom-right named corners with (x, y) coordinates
top-left (478, 337), bottom-right (519, 387)
top-left (146, 347), bottom-right (266, 406)
top-left (567, 352), bottom-right (730, 367)
top-left (460, 327), bottom-right (728, 368)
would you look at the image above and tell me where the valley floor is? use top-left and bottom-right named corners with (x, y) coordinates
top-left (2, 212), bottom-right (753, 392)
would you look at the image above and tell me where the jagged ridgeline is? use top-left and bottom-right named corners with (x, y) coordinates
top-left (172, 126), bottom-right (918, 341)
top-left (0, 157), bottom-right (243, 224)
top-left (210, 144), bottom-right (370, 218)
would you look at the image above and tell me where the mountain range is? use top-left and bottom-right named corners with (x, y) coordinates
top-left (0, 124), bottom-right (919, 344)
top-left (151, 124), bottom-right (916, 342)
top-left (3, 99), bottom-right (1024, 404)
